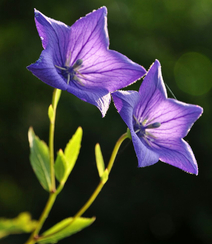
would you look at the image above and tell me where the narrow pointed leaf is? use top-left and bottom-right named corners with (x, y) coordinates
top-left (48, 104), bottom-right (54, 123)
top-left (38, 217), bottom-right (95, 243)
top-left (95, 143), bottom-right (105, 177)
top-left (63, 127), bottom-right (82, 179)
top-left (54, 149), bottom-right (67, 183)
top-left (0, 212), bottom-right (37, 239)
top-left (28, 127), bottom-right (51, 191)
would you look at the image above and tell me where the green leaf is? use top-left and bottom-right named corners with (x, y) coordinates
top-left (55, 127), bottom-right (83, 184)
top-left (28, 127), bottom-right (52, 192)
top-left (95, 143), bottom-right (105, 177)
top-left (101, 169), bottom-right (109, 184)
top-left (54, 149), bottom-right (67, 183)
top-left (38, 217), bottom-right (95, 243)
top-left (64, 127), bottom-right (82, 180)
top-left (48, 104), bottom-right (54, 123)
top-left (0, 212), bottom-right (37, 239)
top-left (64, 127), bottom-right (82, 164)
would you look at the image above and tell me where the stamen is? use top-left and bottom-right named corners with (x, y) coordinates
top-left (133, 114), bottom-right (161, 147)
top-left (146, 122), bottom-right (161, 129)
top-left (67, 73), bottom-right (70, 85)
top-left (133, 115), bottom-right (140, 125)
top-left (73, 59), bottom-right (83, 69)
top-left (55, 65), bottom-right (66, 70)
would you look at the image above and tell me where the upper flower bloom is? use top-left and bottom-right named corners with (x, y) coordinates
top-left (27, 7), bottom-right (146, 116)
top-left (112, 60), bottom-right (203, 174)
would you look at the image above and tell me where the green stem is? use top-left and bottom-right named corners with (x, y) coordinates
top-left (38, 132), bottom-right (129, 241)
top-left (25, 193), bottom-right (57, 244)
top-left (49, 88), bottom-right (61, 191)
top-left (25, 89), bottom-right (61, 244)
top-left (74, 132), bottom-right (128, 218)
top-left (25, 183), bottom-right (64, 244)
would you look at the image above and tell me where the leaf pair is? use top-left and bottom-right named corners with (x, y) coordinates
top-left (28, 127), bottom-right (82, 191)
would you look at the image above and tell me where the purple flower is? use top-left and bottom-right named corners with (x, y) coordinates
top-left (27, 7), bottom-right (146, 116)
top-left (112, 60), bottom-right (203, 174)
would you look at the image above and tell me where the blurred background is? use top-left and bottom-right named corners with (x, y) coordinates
top-left (0, 0), bottom-right (211, 243)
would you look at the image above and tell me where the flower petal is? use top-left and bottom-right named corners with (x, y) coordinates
top-left (68, 85), bottom-right (111, 117)
top-left (69, 7), bottom-right (146, 90)
top-left (34, 9), bottom-right (70, 65)
top-left (131, 130), bottom-right (160, 167)
top-left (135, 60), bottom-right (167, 120)
top-left (66, 7), bottom-right (109, 66)
top-left (27, 49), bottom-right (68, 90)
top-left (112, 90), bottom-right (140, 128)
top-left (147, 98), bottom-right (203, 139)
top-left (153, 138), bottom-right (198, 174)
top-left (27, 9), bottom-right (71, 90)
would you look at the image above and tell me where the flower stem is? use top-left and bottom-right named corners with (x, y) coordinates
top-left (49, 88), bottom-right (61, 192)
top-left (37, 133), bottom-right (129, 242)
top-left (72, 133), bottom-right (128, 220)
top-left (25, 89), bottom-right (61, 244)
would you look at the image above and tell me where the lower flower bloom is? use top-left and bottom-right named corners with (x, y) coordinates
top-left (112, 60), bottom-right (203, 175)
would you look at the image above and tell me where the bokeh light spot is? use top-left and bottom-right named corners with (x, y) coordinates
top-left (174, 52), bottom-right (212, 96)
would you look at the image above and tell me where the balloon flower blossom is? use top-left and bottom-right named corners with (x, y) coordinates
top-left (112, 60), bottom-right (203, 174)
top-left (27, 7), bottom-right (146, 116)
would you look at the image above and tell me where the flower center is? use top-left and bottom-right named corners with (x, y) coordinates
top-left (133, 115), bottom-right (161, 145)
top-left (55, 59), bottom-right (84, 85)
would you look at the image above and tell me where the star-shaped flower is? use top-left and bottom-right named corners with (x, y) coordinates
top-left (27, 7), bottom-right (146, 116)
top-left (112, 60), bottom-right (203, 174)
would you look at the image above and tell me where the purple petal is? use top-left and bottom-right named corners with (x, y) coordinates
top-left (27, 49), bottom-right (67, 90)
top-left (135, 60), bottom-right (167, 121)
top-left (68, 7), bottom-right (146, 90)
top-left (34, 9), bottom-right (70, 65)
top-left (112, 90), bottom-right (140, 128)
top-left (146, 99), bottom-right (203, 139)
top-left (68, 85), bottom-right (111, 117)
top-left (66, 7), bottom-right (109, 66)
top-left (27, 9), bottom-right (70, 90)
top-left (153, 138), bottom-right (198, 175)
top-left (131, 130), bottom-right (160, 167)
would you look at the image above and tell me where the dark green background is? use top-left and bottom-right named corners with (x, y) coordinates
top-left (0, 0), bottom-right (211, 243)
